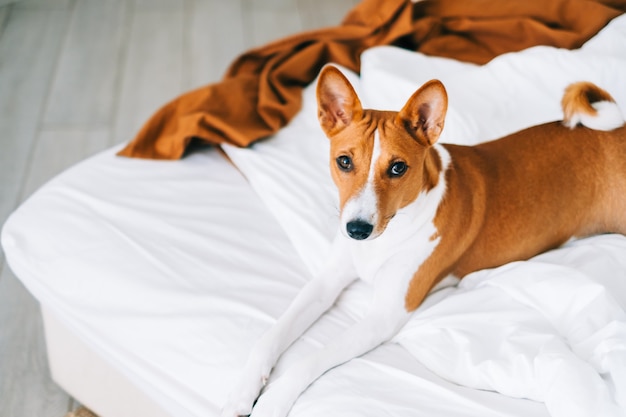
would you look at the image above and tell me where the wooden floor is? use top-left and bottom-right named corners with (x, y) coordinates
top-left (0, 0), bottom-right (358, 415)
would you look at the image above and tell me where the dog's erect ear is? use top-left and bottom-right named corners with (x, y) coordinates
top-left (317, 66), bottom-right (363, 136)
top-left (397, 80), bottom-right (448, 147)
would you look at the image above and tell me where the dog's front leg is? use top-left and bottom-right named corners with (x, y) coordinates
top-left (221, 235), bottom-right (356, 417)
top-left (249, 276), bottom-right (412, 417)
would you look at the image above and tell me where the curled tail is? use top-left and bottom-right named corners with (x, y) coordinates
top-left (561, 81), bottom-right (624, 131)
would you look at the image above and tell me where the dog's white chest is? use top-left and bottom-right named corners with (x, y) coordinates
top-left (348, 203), bottom-right (441, 286)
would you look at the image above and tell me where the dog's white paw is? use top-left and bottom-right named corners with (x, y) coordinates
top-left (221, 374), bottom-right (267, 417)
top-left (249, 376), bottom-right (301, 417)
top-left (222, 357), bottom-right (272, 417)
top-left (220, 399), bottom-right (252, 417)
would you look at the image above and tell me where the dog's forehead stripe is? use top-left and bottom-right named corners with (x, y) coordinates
top-left (339, 129), bottom-right (381, 230)
top-left (368, 130), bottom-right (381, 182)
top-left (355, 129), bottom-right (380, 222)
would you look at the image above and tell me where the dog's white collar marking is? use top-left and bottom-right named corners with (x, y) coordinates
top-left (349, 144), bottom-right (450, 286)
top-left (340, 130), bottom-right (381, 234)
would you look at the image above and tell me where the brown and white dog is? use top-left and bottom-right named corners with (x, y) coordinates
top-left (222, 66), bottom-right (626, 417)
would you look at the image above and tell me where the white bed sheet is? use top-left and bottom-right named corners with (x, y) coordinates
top-left (3, 148), bottom-right (313, 417)
top-left (2, 13), bottom-right (626, 417)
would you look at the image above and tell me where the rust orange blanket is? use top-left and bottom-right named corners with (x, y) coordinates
top-left (118, 0), bottom-right (626, 160)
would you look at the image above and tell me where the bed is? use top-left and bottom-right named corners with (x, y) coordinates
top-left (3, 9), bottom-right (626, 417)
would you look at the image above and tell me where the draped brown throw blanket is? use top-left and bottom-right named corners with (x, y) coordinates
top-left (118, 0), bottom-right (626, 160)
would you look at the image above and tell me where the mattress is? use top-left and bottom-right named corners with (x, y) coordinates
top-left (3, 13), bottom-right (626, 417)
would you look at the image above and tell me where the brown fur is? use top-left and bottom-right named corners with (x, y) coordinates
top-left (406, 123), bottom-right (626, 309)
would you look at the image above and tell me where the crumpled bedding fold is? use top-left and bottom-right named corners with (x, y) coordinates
top-left (395, 236), bottom-right (626, 417)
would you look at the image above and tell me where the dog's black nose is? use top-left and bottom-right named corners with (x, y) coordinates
top-left (346, 220), bottom-right (373, 240)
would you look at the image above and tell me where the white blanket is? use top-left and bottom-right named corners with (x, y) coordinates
top-left (396, 237), bottom-right (626, 417)
top-left (223, 14), bottom-right (626, 417)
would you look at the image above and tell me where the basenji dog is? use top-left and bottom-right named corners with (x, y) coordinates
top-left (222, 65), bottom-right (626, 417)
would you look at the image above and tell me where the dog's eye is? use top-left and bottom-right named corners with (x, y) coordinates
top-left (389, 161), bottom-right (407, 177)
top-left (336, 155), bottom-right (353, 172)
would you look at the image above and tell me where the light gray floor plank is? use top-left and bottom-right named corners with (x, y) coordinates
top-left (0, 264), bottom-right (72, 417)
top-left (297, 0), bottom-right (359, 31)
top-left (14, 0), bottom-right (73, 9)
top-left (185, 0), bottom-right (246, 89)
top-left (42, 0), bottom-right (130, 127)
top-left (0, 7), bottom-right (71, 262)
top-left (113, 5), bottom-right (186, 145)
top-left (242, 0), bottom-right (303, 48)
top-left (0, 5), bottom-right (10, 36)
top-left (134, 0), bottom-right (185, 10)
